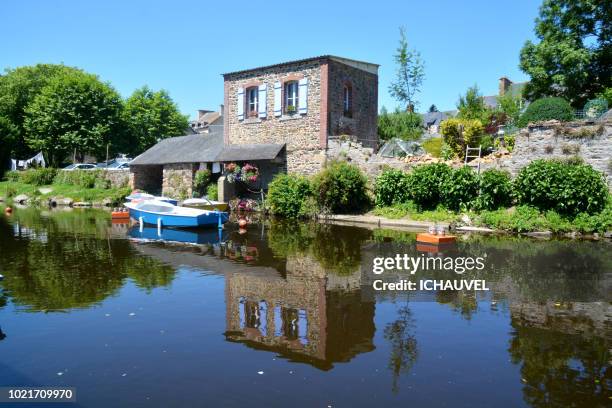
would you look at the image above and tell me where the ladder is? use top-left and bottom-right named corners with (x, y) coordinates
top-left (465, 146), bottom-right (482, 174)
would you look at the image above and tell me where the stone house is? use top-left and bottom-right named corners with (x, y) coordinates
top-left (223, 55), bottom-right (379, 175)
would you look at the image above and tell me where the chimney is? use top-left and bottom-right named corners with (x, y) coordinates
top-left (499, 77), bottom-right (512, 96)
top-left (219, 104), bottom-right (224, 117)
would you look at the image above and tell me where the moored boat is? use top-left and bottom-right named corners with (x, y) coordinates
top-left (124, 200), bottom-right (228, 228)
top-left (182, 198), bottom-right (229, 212)
top-left (125, 192), bottom-right (178, 206)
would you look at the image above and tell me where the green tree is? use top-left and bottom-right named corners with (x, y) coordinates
top-left (519, 0), bottom-right (612, 107)
top-left (377, 107), bottom-right (423, 141)
top-left (496, 92), bottom-right (523, 127)
top-left (123, 86), bottom-right (188, 154)
top-left (0, 116), bottom-right (19, 176)
top-left (0, 64), bottom-right (83, 158)
top-left (389, 27), bottom-right (425, 112)
top-left (23, 71), bottom-right (124, 166)
top-left (457, 85), bottom-right (491, 123)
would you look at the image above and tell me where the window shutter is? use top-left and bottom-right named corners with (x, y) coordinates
top-left (237, 87), bottom-right (244, 121)
top-left (274, 82), bottom-right (282, 117)
top-left (258, 84), bottom-right (267, 119)
top-left (298, 78), bottom-right (308, 114)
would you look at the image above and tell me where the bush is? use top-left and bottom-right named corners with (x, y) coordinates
top-left (440, 166), bottom-right (479, 211)
top-left (378, 108), bottom-right (423, 141)
top-left (583, 98), bottom-right (608, 118)
top-left (206, 183), bottom-right (218, 201)
top-left (440, 118), bottom-right (484, 157)
top-left (422, 137), bottom-right (443, 157)
top-left (193, 169), bottom-right (211, 196)
top-left (514, 159), bottom-right (608, 216)
top-left (18, 168), bottom-right (58, 186)
top-left (474, 169), bottom-right (513, 210)
top-left (374, 168), bottom-right (411, 207)
top-left (53, 169), bottom-right (101, 188)
top-left (267, 174), bottom-right (313, 218)
top-left (407, 163), bottom-right (452, 209)
top-left (518, 97), bottom-right (574, 127)
top-left (5, 171), bottom-right (20, 182)
top-left (314, 161), bottom-right (370, 214)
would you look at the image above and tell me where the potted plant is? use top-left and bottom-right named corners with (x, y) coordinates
top-left (286, 105), bottom-right (297, 115)
top-left (241, 163), bottom-right (259, 183)
top-left (224, 162), bottom-right (241, 183)
top-left (248, 110), bottom-right (258, 118)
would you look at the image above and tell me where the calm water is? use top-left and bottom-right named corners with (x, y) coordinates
top-left (0, 208), bottom-right (610, 407)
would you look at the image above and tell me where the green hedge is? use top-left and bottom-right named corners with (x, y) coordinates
top-left (474, 169), bottom-right (513, 210)
top-left (514, 159), bottom-right (608, 215)
top-left (407, 163), bottom-right (452, 209)
top-left (440, 166), bottom-right (479, 211)
top-left (313, 161), bottom-right (370, 214)
top-left (5, 168), bottom-right (58, 186)
top-left (267, 173), bottom-right (313, 218)
top-left (53, 169), bottom-right (104, 188)
top-left (374, 168), bottom-right (411, 207)
top-left (518, 97), bottom-right (574, 127)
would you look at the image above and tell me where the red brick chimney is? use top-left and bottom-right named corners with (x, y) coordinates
top-left (499, 77), bottom-right (512, 96)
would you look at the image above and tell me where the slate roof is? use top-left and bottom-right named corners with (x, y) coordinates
top-left (130, 129), bottom-right (285, 165)
top-left (223, 55), bottom-right (379, 77)
top-left (422, 111), bottom-right (449, 126)
top-left (216, 144), bottom-right (285, 161)
top-left (130, 131), bottom-right (224, 165)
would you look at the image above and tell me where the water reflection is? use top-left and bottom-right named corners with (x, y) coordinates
top-left (0, 208), bottom-right (610, 406)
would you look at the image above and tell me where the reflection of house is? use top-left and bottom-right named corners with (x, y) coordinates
top-left (225, 254), bottom-right (375, 370)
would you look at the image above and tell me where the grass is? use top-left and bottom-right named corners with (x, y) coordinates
top-left (422, 137), bottom-right (443, 158)
top-left (372, 201), bottom-right (459, 222)
top-left (0, 181), bottom-right (130, 205)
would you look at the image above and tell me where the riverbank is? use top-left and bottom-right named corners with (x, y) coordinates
top-left (0, 181), bottom-right (130, 207)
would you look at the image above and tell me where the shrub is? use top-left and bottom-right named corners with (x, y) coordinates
top-left (193, 169), bottom-right (211, 196)
top-left (206, 183), bottom-right (218, 201)
top-left (53, 169), bottom-right (101, 188)
top-left (422, 137), bottom-right (443, 157)
top-left (583, 98), bottom-right (608, 118)
top-left (514, 159), bottom-right (608, 215)
top-left (377, 108), bottom-right (423, 141)
top-left (407, 163), bottom-right (452, 209)
top-left (474, 169), bottom-right (513, 210)
top-left (5, 171), bottom-right (20, 182)
top-left (440, 166), bottom-right (479, 211)
top-left (18, 168), bottom-right (58, 186)
top-left (374, 168), bottom-right (411, 207)
top-left (267, 173), bottom-right (313, 218)
top-left (518, 97), bottom-right (574, 127)
top-left (440, 118), bottom-right (484, 157)
top-left (314, 161), bottom-right (369, 214)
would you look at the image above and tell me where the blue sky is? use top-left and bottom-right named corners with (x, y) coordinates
top-left (1, 0), bottom-right (541, 118)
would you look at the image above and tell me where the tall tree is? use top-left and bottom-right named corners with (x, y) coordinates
top-left (0, 116), bottom-right (19, 176)
top-left (457, 85), bottom-right (490, 123)
top-left (389, 27), bottom-right (425, 112)
top-left (123, 86), bottom-right (188, 154)
top-left (24, 72), bottom-right (124, 166)
top-left (0, 64), bottom-right (83, 158)
top-left (519, 0), bottom-right (612, 107)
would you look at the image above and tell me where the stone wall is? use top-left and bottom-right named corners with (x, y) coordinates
top-left (102, 170), bottom-right (130, 188)
top-left (327, 60), bottom-right (378, 149)
top-left (481, 121), bottom-right (612, 186)
top-left (162, 163), bottom-right (195, 199)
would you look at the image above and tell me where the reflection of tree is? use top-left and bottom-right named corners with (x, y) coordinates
top-left (436, 290), bottom-right (478, 320)
top-left (384, 303), bottom-right (418, 393)
top-left (509, 321), bottom-right (611, 408)
top-left (0, 210), bottom-right (176, 311)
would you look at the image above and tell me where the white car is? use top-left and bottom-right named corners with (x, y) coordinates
top-left (62, 163), bottom-right (97, 171)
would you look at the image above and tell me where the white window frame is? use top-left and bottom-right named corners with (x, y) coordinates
top-left (343, 84), bottom-right (352, 116)
top-left (284, 81), bottom-right (299, 113)
top-left (246, 87), bottom-right (258, 115)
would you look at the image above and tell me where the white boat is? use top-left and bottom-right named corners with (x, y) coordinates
top-left (125, 192), bottom-right (178, 206)
top-left (182, 197), bottom-right (229, 212)
top-left (124, 200), bottom-right (228, 228)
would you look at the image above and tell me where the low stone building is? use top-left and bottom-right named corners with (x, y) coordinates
top-left (223, 55), bottom-right (379, 175)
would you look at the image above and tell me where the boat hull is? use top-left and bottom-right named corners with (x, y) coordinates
top-left (128, 207), bottom-right (228, 227)
top-left (182, 202), bottom-right (229, 212)
top-left (128, 226), bottom-right (226, 244)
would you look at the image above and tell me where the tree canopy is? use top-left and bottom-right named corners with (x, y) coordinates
top-left (24, 71), bottom-right (124, 166)
top-left (519, 0), bottom-right (612, 107)
top-left (123, 86), bottom-right (189, 154)
top-left (389, 27), bottom-right (425, 112)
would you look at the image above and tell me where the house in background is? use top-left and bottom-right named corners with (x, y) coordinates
top-left (189, 105), bottom-right (224, 134)
top-left (483, 77), bottom-right (528, 109)
top-left (223, 55), bottom-right (379, 175)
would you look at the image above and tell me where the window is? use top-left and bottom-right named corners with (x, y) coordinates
top-left (343, 84), bottom-right (353, 117)
top-left (246, 87), bottom-right (258, 117)
top-left (284, 81), bottom-right (298, 114)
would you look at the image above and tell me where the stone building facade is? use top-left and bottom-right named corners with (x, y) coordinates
top-left (223, 56), bottom-right (379, 175)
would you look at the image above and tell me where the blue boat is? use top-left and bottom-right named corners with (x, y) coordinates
top-left (125, 192), bottom-right (178, 206)
top-left (124, 200), bottom-right (228, 228)
top-left (128, 225), bottom-right (226, 244)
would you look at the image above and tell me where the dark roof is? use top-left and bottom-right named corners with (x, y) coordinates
top-left (422, 111), bottom-right (449, 126)
top-left (483, 95), bottom-right (498, 108)
top-left (223, 55), bottom-right (379, 77)
top-left (216, 144), bottom-right (285, 161)
top-left (130, 131), bottom-right (224, 165)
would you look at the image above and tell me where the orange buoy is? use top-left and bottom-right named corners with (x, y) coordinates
top-left (4, 207), bottom-right (13, 215)
top-left (238, 218), bottom-right (247, 228)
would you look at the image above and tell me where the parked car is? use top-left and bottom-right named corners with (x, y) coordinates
top-left (97, 156), bottom-right (132, 169)
top-left (62, 163), bottom-right (97, 171)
